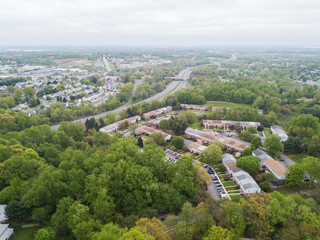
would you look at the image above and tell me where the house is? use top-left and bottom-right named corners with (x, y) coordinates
top-left (142, 106), bottom-right (173, 119)
top-left (270, 125), bottom-right (288, 142)
top-left (0, 205), bottom-right (7, 224)
top-left (203, 120), bottom-right (261, 130)
top-left (222, 138), bottom-right (250, 153)
top-left (100, 115), bottom-right (141, 134)
top-left (0, 205), bottom-right (14, 240)
top-left (185, 127), bottom-right (203, 139)
top-left (99, 123), bottom-right (119, 134)
top-left (136, 125), bottom-right (172, 141)
top-left (0, 224), bottom-right (14, 240)
top-left (188, 142), bottom-right (202, 154)
top-left (118, 115), bottom-right (141, 125)
top-left (185, 127), bottom-right (250, 153)
top-left (222, 154), bottom-right (261, 194)
top-left (252, 150), bottom-right (287, 181)
top-left (180, 104), bottom-right (208, 111)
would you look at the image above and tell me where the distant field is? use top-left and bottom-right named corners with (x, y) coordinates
top-left (206, 101), bottom-right (252, 109)
top-left (54, 58), bottom-right (92, 66)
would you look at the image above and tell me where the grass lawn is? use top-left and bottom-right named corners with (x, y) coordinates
top-left (222, 181), bottom-right (237, 187)
top-left (286, 153), bottom-right (309, 164)
top-left (190, 122), bottom-right (202, 130)
top-left (225, 186), bottom-right (239, 191)
top-left (272, 182), bottom-right (311, 196)
top-left (13, 225), bottom-right (75, 240)
top-left (13, 226), bottom-right (42, 240)
top-left (264, 127), bottom-right (271, 137)
top-left (206, 101), bottom-right (252, 109)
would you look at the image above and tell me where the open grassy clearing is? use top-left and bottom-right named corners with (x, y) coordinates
top-left (206, 101), bottom-right (252, 109)
top-left (286, 153), bottom-right (309, 164)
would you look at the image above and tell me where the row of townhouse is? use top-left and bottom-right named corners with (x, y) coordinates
top-left (180, 104), bottom-right (208, 111)
top-left (252, 149), bottom-right (287, 182)
top-left (147, 114), bottom-right (173, 126)
top-left (183, 139), bottom-right (207, 154)
top-left (184, 127), bottom-right (217, 144)
top-left (99, 115), bottom-right (141, 134)
top-left (136, 125), bottom-right (172, 141)
top-left (142, 106), bottom-right (173, 119)
top-left (203, 120), bottom-right (261, 130)
top-left (185, 127), bottom-right (250, 153)
top-left (222, 154), bottom-right (261, 194)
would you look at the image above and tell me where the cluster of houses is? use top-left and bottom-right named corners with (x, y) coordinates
top-left (203, 120), bottom-right (261, 131)
top-left (99, 115), bottom-right (141, 134)
top-left (142, 106), bottom-right (173, 119)
top-left (135, 125), bottom-right (172, 141)
top-left (185, 127), bottom-right (250, 153)
top-left (253, 149), bottom-right (287, 182)
top-left (0, 205), bottom-right (14, 240)
top-left (222, 154), bottom-right (261, 194)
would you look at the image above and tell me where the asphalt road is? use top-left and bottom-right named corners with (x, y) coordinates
top-left (280, 154), bottom-right (296, 166)
top-left (51, 68), bottom-right (191, 130)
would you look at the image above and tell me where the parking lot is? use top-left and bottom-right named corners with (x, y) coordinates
top-left (164, 148), bottom-right (183, 163)
top-left (203, 164), bottom-right (229, 200)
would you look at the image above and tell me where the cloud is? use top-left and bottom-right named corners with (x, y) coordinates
top-left (0, 0), bottom-right (319, 46)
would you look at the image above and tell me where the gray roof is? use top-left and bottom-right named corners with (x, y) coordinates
top-left (252, 149), bottom-right (266, 156)
top-left (0, 205), bottom-right (7, 222)
top-left (221, 153), bottom-right (236, 165)
top-left (184, 139), bottom-right (193, 146)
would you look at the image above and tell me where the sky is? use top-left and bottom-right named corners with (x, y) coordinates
top-left (0, 0), bottom-right (319, 47)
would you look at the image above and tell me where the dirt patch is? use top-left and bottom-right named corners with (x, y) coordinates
top-left (21, 224), bottom-right (40, 228)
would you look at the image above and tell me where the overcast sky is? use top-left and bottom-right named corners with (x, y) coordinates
top-left (0, 0), bottom-right (319, 47)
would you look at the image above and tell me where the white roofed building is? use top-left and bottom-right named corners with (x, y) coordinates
top-left (270, 125), bottom-right (288, 142)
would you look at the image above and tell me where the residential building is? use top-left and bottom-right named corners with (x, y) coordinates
top-left (0, 224), bottom-right (14, 240)
top-left (222, 138), bottom-right (250, 153)
top-left (222, 154), bottom-right (261, 194)
top-left (270, 125), bottom-right (288, 142)
top-left (136, 125), bottom-right (172, 141)
top-left (252, 149), bottom-right (287, 181)
top-left (0, 205), bottom-right (7, 223)
top-left (99, 123), bottom-right (119, 134)
top-left (180, 104), bottom-right (208, 111)
top-left (99, 115), bottom-right (141, 134)
top-left (142, 106), bottom-right (173, 119)
top-left (185, 127), bottom-right (250, 153)
top-left (203, 120), bottom-right (261, 130)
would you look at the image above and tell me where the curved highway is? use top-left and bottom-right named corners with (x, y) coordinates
top-left (51, 68), bottom-right (191, 130)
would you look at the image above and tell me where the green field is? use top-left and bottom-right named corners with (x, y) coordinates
top-left (13, 226), bottom-right (75, 240)
top-left (13, 226), bottom-right (41, 240)
top-left (206, 101), bottom-right (252, 109)
top-left (286, 153), bottom-right (309, 164)
top-left (272, 182), bottom-right (311, 196)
